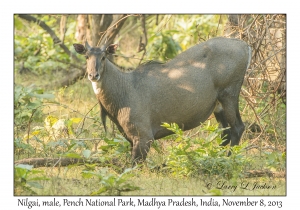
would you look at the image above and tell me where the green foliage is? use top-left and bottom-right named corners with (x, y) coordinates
top-left (14, 137), bottom-right (35, 155)
top-left (14, 84), bottom-right (54, 131)
top-left (162, 122), bottom-right (252, 179)
top-left (145, 15), bottom-right (225, 61)
top-left (205, 188), bottom-right (223, 196)
top-left (147, 31), bottom-right (182, 61)
top-left (99, 135), bottom-right (131, 160)
top-left (15, 113), bottom-right (87, 157)
top-left (14, 15), bottom-right (78, 75)
top-left (14, 164), bottom-right (49, 195)
top-left (171, 15), bottom-right (224, 49)
top-left (82, 167), bottom-right (141, 195)
top-left (199, 142), bottom-right (250, 180)
top-left (264, 150), bottom-right (286, 171)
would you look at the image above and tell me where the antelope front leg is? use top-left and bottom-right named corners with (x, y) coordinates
top-left (131, 138), bottom-right (153, 165)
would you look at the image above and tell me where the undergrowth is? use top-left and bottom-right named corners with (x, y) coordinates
top-left (14, 83), bottom-right (286, 196)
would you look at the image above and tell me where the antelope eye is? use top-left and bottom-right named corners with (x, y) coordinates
top-left (101, 56), bottom-right (105, 61)
top-left (85, 55), bottom-right (89, 59)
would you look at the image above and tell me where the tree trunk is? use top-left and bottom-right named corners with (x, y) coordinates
top-left (75, 15), bottom-right (88, 42)
top-left (62, 14), bottom-right (128, 88)
top-left (20, 14), bottom-right (128, 88)
top-left (60, 15), bottom-right (68, 44)
top-left (76, 14), bottom-right (127, 47)
top-left (15, 157), bottom-right (125, 168)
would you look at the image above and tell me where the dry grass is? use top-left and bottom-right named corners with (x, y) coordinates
top-left (14, 72), bottom-right (286, 196)
top-left (26, 165), bottom-right (285, 196)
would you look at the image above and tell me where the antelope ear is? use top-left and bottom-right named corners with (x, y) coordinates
top-left (73, 44), bottom-right (86, 54)
top-left (106, 44), bottom-right (118, 54)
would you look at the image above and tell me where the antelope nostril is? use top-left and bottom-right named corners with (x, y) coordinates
top-left (88, 73), bottom-right (100, 80)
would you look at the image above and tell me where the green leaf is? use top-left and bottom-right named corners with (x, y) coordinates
top-left (67, 143), bottom-right (77, 151)
top-left (29, 93), bottom-right (55, 99)
top-left (147, 36), bottom-right (157, 44)
top-left (27, 181), bottom-right (44, 189)
top-left (91, 187), bottom-right (107, 195)
top-left (48, 49), bottom-right (56, 56)
top-left (63, 152), bottom-right (82, 159)
top-left (206, 132), bottom-right (218, 142)
top-left (206, 188), bottom-right (223, 196)
top-left (15, 164), bottom-right (33, 171)
top-left (84, 163), bottom-right (97, 171)
top-left (81, 171), bottom-right (95, 179)
top-left (35, 89), bottom-right (44, 94)
top-left (45, 115), bottom-right (58, 126)
top-left (121, 167), bottom-right (136, 175)
top-left (15, 167), bottom-right (28, 179)
top-left (82, 150), bottom-right (91, 159)
top-left (21, 185), bottom-right (38, 195)
top-left (30, 169), bottom-right (44, 175)
top-left (100, 145), bottom-right (110, 151)
top-left (161, 122), bottom-right (170, 128)
top-left (31, 130), bottom-right (41, 136)
top-left (14, 16), bottom-right (24, 30)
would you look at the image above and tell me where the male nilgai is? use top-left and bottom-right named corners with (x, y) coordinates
top-left (73, 37), bottom-right (252, 163)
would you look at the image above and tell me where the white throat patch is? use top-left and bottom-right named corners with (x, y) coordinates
top-left (92, 82), bottom-right (101, 95)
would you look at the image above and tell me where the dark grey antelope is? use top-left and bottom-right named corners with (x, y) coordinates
top-left (73, 37), bottom-right (252, 163)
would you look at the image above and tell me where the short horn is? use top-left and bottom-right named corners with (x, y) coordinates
top-left (85, 41), bottom-right (92, 50)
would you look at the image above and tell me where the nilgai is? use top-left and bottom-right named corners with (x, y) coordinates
top-left (73, 37), bottom-right (252, 164)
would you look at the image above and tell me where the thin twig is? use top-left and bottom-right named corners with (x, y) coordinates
top-left (26, 108), bottom-right (38, 158)
top-left (253, 15), bottom-right (276, 60)
top-left (215, 15), bottom-right (222, 36)
top-left (156, 15), bottom-right (173, 34)
top-left (43, 102), bottom-right (100, 122)
top-left (242, 96), bottom-right (264, 137)
top-left (97, 14), bottom-right (138, 47)
top-left (246, 15), bottom-right (260, 37)
top-left (76, 102), bottom-right (99, 138)
top-left (138, 15), bottom-right (148, 65)
top-left (52, 157), bottom-right (62, 167)
top-left (51, 58), bottom-right (83, 70)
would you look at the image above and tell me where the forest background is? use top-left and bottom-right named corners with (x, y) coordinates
top-left (12, 14), bottom-right (288, 196)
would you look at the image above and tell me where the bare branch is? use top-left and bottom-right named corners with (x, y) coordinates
top-left (97, 14), bottom-right (131, 47)
top-left (138, 14), bottom-right (148, 65)
top-left (18, 14), bottom-right (80, 62)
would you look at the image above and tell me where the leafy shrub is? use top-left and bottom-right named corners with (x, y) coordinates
top-left (14, 84), bottom-right (53, 129)
top-left (15, 113), bottom-right (86, 157)
top-left (14, 84), bottom-right (55, 156)
top-left (147, 31), bottom-right (182, 61)
top-left (264, 150), bottom-right (286, 171)
top-left (99, 135), bottom-right (131, 162)
top-left (14, 15), bottom-right (76, 75)
top-left (163, 122), bottom-right (252, 179)
top-left (14, 164), bottom-right (49, 195)
top-left (82, 167), bottom-right (140, 195)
